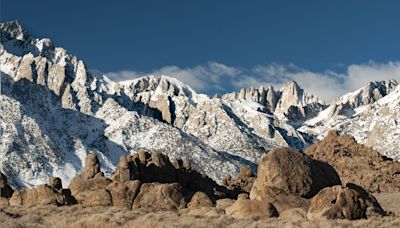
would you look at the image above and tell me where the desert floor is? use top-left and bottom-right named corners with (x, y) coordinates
top-left (0, 192), bottom-right (399, 228)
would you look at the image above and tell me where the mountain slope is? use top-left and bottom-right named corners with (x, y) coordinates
top-left (299, 80), bottom-right (400, 159)
top-left (0, 21), bottom-right (310, 188)
top-left (1, 20), bottom-right (400, 189)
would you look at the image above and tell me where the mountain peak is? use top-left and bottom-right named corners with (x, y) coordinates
top-left (335, 79), bottom-right (399, 108)
top-left (118, 74), bottom-right (207, 106)
top-left (119, 75), bottom-right (198, 95)
top-left (280, 80), bottom-right (300, 91)
top-left (0, 20), bottom-right (30, 41)
top-left (284, 80), bottom-right (299, 86)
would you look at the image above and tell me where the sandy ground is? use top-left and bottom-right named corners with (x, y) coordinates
top-left (1, 192), bottom-right (399, 228)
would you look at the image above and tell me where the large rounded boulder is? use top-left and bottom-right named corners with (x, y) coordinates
top-left (307, 184), bottom-right (385, 220)
top-left (132, 183), bottom-right (186, 211)
top-left (250, 185), bottom-right (310, 213)
top-left (187, 191), bottom-right (213, 209)
top-left (250, 147), bottom-right (341, 199)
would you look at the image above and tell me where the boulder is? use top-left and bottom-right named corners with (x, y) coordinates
top-left (9, 184), bottom-right (65, 207)
top-left (48, 177), bottom-right (62, 190)
top-left (68, 154), bottom-right (112, 206)
top-left (81, 153), bottom-right (101, 180)
top-left (132, 183), bottom-right (186, 211)
top-left (117, 152), bottom-right (233, 201)
top-left (106, 180), bottom-right (141, 209)
top-left (222, 166), bottom-right (256, 194)
top-left (139, 152), bottom-right (177, 183)
top-left (307, 184), bottom-right (385, 220)
top-left (238, 166), bottom-right (254, 179)
top-left (69, 175), bottom-right (111, 196)
top-left (251, 147), bottom-right (341, 199)
top-left (74, 189), bottom-right (112, 207)
top-left (68, 154), bottom-right (112, 201)
top-left (138, 151), bottom-right (148, 164)
top-left (305, 131), bottom-right (400, 193)
top-left (61, 189), bottom-right (77, 205)
top-left (225, 199), bottom-right (278, 219)
top-left (187, 191), bottom-right (213, 208)
top-left (9, 191), bottom-right (22, 206)
top-left (215, 198), bottom-right (235, 210)
top-left (111, 156), bottom-right (131, 183)
top-left (0, 172), bottom-right (13, 198)
top-left (250, 185), bottom-right (310, 213)
top-left (237, 193), bottom-right (249, 200)
top-left (0, 197), bottom-right (9, 208)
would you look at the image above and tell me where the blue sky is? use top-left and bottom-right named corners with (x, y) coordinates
top-left (3, 0), bottom-right (400, 100)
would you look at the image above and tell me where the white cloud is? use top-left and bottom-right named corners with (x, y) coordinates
top-left (105, 62), bottom-right (240, 92)
top-left (346, 61), bottom-right (400, 89)
top-left (103, 61), bottom-right (400, 102)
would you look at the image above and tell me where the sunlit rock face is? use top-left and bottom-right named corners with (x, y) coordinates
top-left (1, 20), bottom-right (400, 190)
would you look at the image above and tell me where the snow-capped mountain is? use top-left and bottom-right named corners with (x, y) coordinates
top-left (299, 80), bottom-right (398, 138)
top-left (0, 21), bottom-right (309, 188)
top-left (221, 81), bottom-right (327, 126)
top-left (1, 20), bottom-right (400, 189)
top-left (300, 80), bottom-right (400, 160)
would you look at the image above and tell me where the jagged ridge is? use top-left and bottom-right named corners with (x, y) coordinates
top-left (1, 20), bottom-right (400, 190)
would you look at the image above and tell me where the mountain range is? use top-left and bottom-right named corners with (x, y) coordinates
top-left (1, 20), bottom-right (399, 188)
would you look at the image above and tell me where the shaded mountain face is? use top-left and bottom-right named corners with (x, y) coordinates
top-left (1, 20), bottom-right (400, 188)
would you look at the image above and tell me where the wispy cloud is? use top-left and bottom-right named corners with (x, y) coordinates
top-left (105, 62), bottom-right (240, 93)
top-left (103, 61), bottom-right (400, 101)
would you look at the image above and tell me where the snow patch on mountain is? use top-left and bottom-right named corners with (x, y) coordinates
top-left (2, 20), bottom-right (400, 190)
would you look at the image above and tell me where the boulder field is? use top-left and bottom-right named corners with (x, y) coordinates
top-left (0, 133), bottom-right (396, 221)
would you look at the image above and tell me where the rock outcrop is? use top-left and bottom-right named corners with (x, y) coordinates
top-left (9, 177), bottom-right (73, 207)
top-left (65, 152), bottom-right (235, 210)
top-left (307, 184), bottom-right (385, 220)
top-left (132, 183), bottom-right (186, 211)
top-left (73, 189), bottom-right (112, 207)
top-left (250, 186), bottom-right (310, 213)
top-left (215, 198), bottom-right (235, 210)
top-left (222, 166), bottom-right (256, 195)
top-left (305, 131), bottom-right (400, 193)
top-left (68, 153), bottom-right (113, 206)
top-left (187, 191), bottom-right (214, 209)
top-left (111, 152), bottom-right (234, 201)
top-left (0, 149), bottom-right (389, 222)
top-left (248, 147), bottom-right (387, 220)
top-left (250, 147), bottom-right (341, 199)
top-left (105, 180), bottom-right (141, 209)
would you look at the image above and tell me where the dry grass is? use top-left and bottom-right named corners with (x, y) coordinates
top-left (1, 192), bottom-right (400, 228)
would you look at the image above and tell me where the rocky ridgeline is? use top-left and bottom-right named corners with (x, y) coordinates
top-left (0, 140), bottom-right (394, 221)
top-left (221, 80), bottom-right (327, 124)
